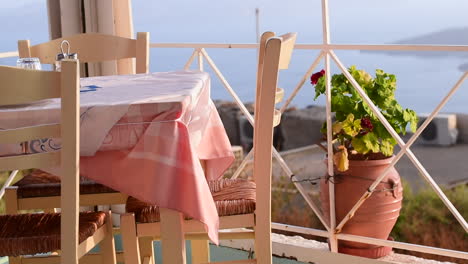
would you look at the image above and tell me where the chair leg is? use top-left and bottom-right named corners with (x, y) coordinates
top-left (254, 221), bottom-right (272, 264)
top-left (4, 187), bottom-right (19, 214)
top-left (101, 212), bottom-right (117, 264)
top-left (191, 240), bottom-right (210, 264)
top-left (138, 237), bottom-right (155, 264)
top-left (160, 208), bottom-right (186, 264)
top-left (121, 213), bottom-right (142, 264)
top-left (8, 256), bottom-right (21, 264)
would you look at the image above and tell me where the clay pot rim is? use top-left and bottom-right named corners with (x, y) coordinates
top-left (325, 155), bottom-right (395, 167)
top-left (347, 155), bottom-right (395, 167)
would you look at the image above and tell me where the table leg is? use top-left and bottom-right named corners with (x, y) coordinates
top-left (160, 208), bottom-right (186, 264)
top-left (191, 240), bottom-right (210, 264)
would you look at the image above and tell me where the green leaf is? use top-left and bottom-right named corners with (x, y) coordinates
top-left (314, 78), bottom-right (326, 100)
top-left (408, 109), bottom-right (419, 132)
top-left (403, 109), bottom-right (413, 122)
top-left (362, 132), bottom-right (380, 153)
top-left (351, 137), bottom-right (369, 154)
top-left (312, 66), bottom-right (418, 155)
top-left (388, 136), bottom-right (397, 145)
top-left (410, 120), bottom-right (418, 132)
top-left (352, 132), bottom-right (380, 154)
top-left (380, 139), bottom-right (394, 156)
top-left (332, 122), bottom-right (343, 134)
top-left (342, 114), bottom-right (362, 137)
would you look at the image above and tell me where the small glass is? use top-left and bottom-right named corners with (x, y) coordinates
top-left (17, 57), bottom-right (42, 70)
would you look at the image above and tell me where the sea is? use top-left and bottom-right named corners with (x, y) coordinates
top-left (1, 0), bottom-right (468, 114)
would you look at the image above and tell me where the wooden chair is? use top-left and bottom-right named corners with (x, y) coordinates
top-left (5, 169), bottom-right (128, 214)
top-left (18, 32), bottom-right (150, 75)
top-left (0, 60), bottom-right (116, 264)
top-left (119, 31), bottom-right (297, 264)
top-left (4, 32), bottom-right (150, 214)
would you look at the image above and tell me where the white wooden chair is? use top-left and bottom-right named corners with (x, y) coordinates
top-left (18, 32), bottom-right (150, 75)
top-left (119, 31), bottom-right (297, 264)
top-left (4, 32), bottom-right (151, 214)
top-left (0, 60), bottom-right (116, 264)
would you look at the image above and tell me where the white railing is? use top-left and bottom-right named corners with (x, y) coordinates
top-left (155, 2), bottom-right (468, 260)
top-left (1, 2), bottom-right (467, 260)
top-left (0, 51), bottom-right (18, 59)
top-left (150, 42), bottom-right (468, 261)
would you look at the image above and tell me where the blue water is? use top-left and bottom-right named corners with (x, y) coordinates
top-left (1, 0), bottom-right (467, 113)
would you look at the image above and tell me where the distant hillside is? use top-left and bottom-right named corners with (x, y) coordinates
top-left (459, 62), bottom-right (468, 71)
top-left (362, 27), bottom-right (468, 58)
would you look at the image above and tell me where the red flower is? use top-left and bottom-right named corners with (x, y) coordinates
top-left (361, 117), bottom-right (374, 131)
top-left (311, 69), bottom-right (325, 85)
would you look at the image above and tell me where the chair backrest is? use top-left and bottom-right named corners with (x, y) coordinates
top-left (18, 32), bottom-right (150, 74)
top-left (0, 60), bottom-right (80, 259)
top-left (252, 31), bottom-right (296, 260)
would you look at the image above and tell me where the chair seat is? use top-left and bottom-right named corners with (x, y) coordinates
top-left (0, 212), bottom-right (107, 257)
top-left (126, 179), bottom-right (256, 223)
top-left (13, 170), bottom-right (117, 198)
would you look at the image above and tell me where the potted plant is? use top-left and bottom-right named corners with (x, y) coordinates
top-left (312, 66), bottom-right (418, 258)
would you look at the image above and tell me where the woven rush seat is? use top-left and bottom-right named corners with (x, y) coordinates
top-left (13, 169), bottom-right (117, 198)
top-left (126, 179), bottom-right (256, 223)
top-left (0, 212), bottom-right (106, 257)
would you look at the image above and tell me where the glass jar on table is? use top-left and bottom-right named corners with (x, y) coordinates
top-left (17, 57), bottom-right (42, 70)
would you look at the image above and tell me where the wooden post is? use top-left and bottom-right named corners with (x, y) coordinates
top-left (114, 0), bottom-right (135, 74)
top-left (46, 0), bottom-right (62, 39)
top-left (83, 0), bottom-right (135, 76)
top-left (83, 0), bottom-right (101, 76)
top-left (60, 59), bottom-right (80, 264)
top-left (59, 0), bottom-right (82, 36)
top-left (17, 40), bottom-right (32, 58)
top-left (58, 0), bottom-right (86, 76)
top-left (191, 159), bottom-right (211, 264)
top-left (136, 32), bottom-right (150, 74)
top-left (191, 240), bottom-right (210, 264)
top-left (121, 213), bottom-right (142, 264)
top-left (96, 0), bottom-right (118, 76)
top-left (160, 208), bottom-right (186, 264)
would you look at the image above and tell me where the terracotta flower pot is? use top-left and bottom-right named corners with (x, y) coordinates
top-left (320, 156), bottom-right (403, 258)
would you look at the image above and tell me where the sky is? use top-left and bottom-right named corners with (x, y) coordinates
top-left (130, 0), bottom-right (468, 44)
top-left (2, 0), bottom-right (468, 47)
top-left (1, 0), bottom-right (467, 113)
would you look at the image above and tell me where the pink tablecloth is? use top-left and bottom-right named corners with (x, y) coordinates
top-left (0, 71), bottom-right (234, 244)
